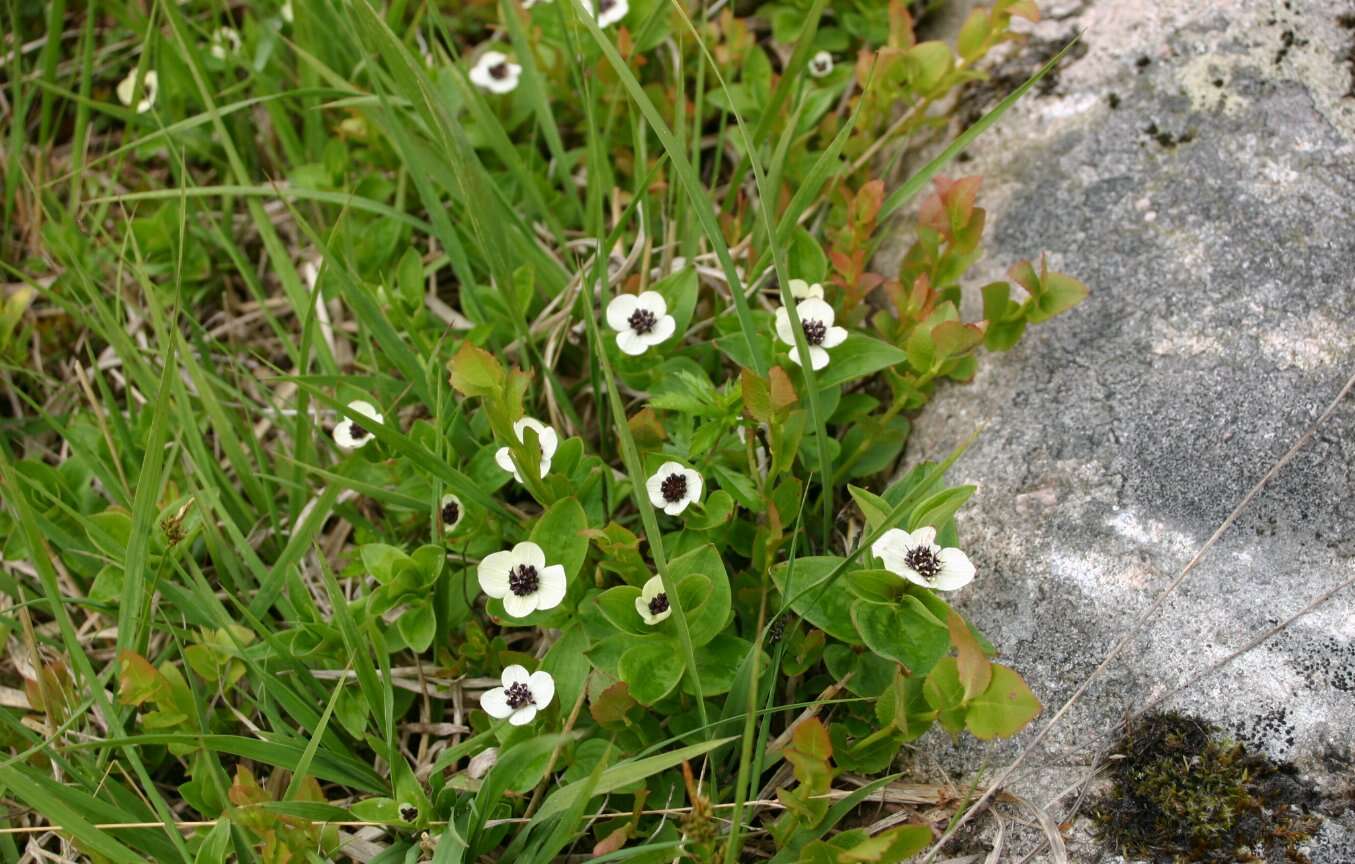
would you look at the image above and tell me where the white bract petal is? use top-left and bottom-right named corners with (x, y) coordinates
top-left (808, 50), bottom-right (834, 79)
top-left (116, 69), bottom-right (158, 113)
top-left (440, 493), bottom-right (463, 533)
top-left (605, 291), bottom-right (676, 356)
top-left (635, 574), bottom-right (672, 625)
top-left (646, 461), bottom-right (702, 515)
top-left (469, 50), bottom-right (521, 94)
top-left (210, 27), bottom-right (241, 60)
top-left (582, 0), bottom-right (629, 27)
top-left (332, 399), bottom-right (383, 451)
top-left (496, 417), bottom-right (558, 482)
top-left (482, 665), bottom-right (555, 726)
top-left (871, 526), bottom-right (975, 592)
top-left (774, 297), bottom-right (845, 370)
top-left (478, 541), bottom-right (566, 617)
top-left (788, 279), bottom-right (825, 300)
top-left (280, 0), bottom-right (294, 23)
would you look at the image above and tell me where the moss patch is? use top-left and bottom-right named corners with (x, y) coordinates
top-left (1091, 712), bottom-right (1321, 863)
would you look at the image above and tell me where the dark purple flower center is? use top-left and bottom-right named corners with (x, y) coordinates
top-left (904, 546), bottom-right (942, 581)
top-left (505, 681), bottom-right (534, 709)
top-left (802, 319), bottom-right (827, 345)
top-left (598, 0), bottom-right (616, 12)
top-left (628, 307), bottom-right (657, 335)
top-left (660, 472), bottom-right (688, 503)
top-left (441, 499), bottom-right (460, 526)
top-left (508, 564), bottom-right (539, 596)
top-left (648, 592), bottom-right (669, 616)
top-left (489, 61), bottom-right (509, 80)
top-left (349, 422), bottom-right (369, 439)
top-left (398, 803), bottom-right (418, 821)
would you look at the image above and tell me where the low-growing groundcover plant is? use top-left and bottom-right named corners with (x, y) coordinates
top-left (0, 0), bottom-right (1086, 861)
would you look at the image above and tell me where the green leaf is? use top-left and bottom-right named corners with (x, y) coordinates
top-left (908, 484), bottom-right (975, 531)
top-left (193, 818), bottom-right (233, 864)
top-left (771, 556), bottom-right (860, 644)
top-left (669, 544), bottom-right (731, 648)
top-left (922, 658), bottom-right (966, 734)
top-left (533, 736), bottom-right (737, 821)
top-left (619, 640), bottom-right (685, 705)
top-left (814, 334), bottom-right (910, 389)
top-left (789, 227), bottom-right (828, 285)
top-left (964, 664), bottom-right (1042, 739)
top-left (542, 624), bottom-right (591, 713)
top-left (397, 603), bottom-right (436, 653)
top-left (948, 609), bottom-right (992, 701)
top-left (851, 597), bottom-right (950, 675)
top-left (593, 585), bottom-right (650, 636)
top-left (360, 543), bottom-right (410, 584)
top-left (530, 496), bottom-right (589, 582)
top-left (1031, 270), bottom-right (1090, 323)
top-left (848, 485), bottom-right (891, 531)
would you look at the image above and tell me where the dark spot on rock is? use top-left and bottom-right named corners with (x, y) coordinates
top-left (1275, 28), bottom-right (1308, 65)
top-left (1135, 55), bottom-right (1152, 69)
top-left (1107, 92), bottom-right (1121, 109)
top-left (1092, 712), bottom-right (1323, 863)
top-left (1144, 121), bottom-right (1196, 149)
top-left (956, 35), bottom-right (1089, 127)
top-left (1212, 77), bottom-right (1224, 88)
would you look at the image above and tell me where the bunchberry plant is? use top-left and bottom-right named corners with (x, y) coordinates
top-left (0, 0), bottom-right (1086, 861)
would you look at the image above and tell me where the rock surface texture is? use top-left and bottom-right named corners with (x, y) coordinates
top-left (897, 0), bottom-right (1355, 860)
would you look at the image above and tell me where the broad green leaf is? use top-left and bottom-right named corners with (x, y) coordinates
top-left (851, 597), bottom-right (949, 675)
top-left (619, 640), bottom-right (685, 705)
top-left (964, 664), bottom-right (1042, 739)
top-left (771, 556), bottom-right (860, 644)
top-left (814, 334), bottom-right (910, 389)
top-left (530, 496), bottom-right (589, 581)
top-left (923, 658), bottom-right (967, 734)
top-left (669, 544), bottom-right (731, 647)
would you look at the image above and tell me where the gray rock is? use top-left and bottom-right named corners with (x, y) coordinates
top-left (890, 0), bottom-right (1355, 860)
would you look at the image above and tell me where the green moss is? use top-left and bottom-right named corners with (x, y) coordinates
top-left (1091, 712), bottom-right (1320, 863)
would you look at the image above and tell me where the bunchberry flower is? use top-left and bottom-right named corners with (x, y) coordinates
top-left (480, 665), bottom-right (555, 726)
top-left (210, 27), bottom-right (241, 60)
top-left (281, 1), bottom-right (293, 23)
top-left (478, 541), bottom-right (567, 617)
top-left (469, 50), bottom-right (521, 94)
top-left (494, 417), bottom-right (558, 482)
top-left (605, 291), bottom-right (676, 356)
top-left (440, 493), bottom-right (463, 533)
top-left (808, 51), bottom-right (834, 79)
top-left (645, 461), bottom-right (702, 516)
top-left (788, 278), bottom-right (825, 300)
top-left (582, 0), bottom-right (629, 27)
top-left (870, 526), bottom-right (976, 592)
top-left (775, 297), bottom-right (848, 371)
top-left (635, 575), bottom-right (672, 625)
top-left (332, 400), bottom-right (383, 451)
top-left (116, 69), bottom-right (158, 114)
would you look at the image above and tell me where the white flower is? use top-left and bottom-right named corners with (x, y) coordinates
top-left (480, 665), bottom-right (555, 726)
top-left (788, 278), bottom-right (825, 300)
top-left (332, 400), bottom-right (383, 451)
top-left (635, 575), bottom-right (672, 625)
top-left (808, 50), bottom-right (834, 79)
top-left (116, 69), bottom-right (158, 114)
top-left (280, 0), bottom-right (293, 23)
top-left (774, 297), bottom-right (848, 371)
top-left (440, 493), bottom-right (463, 533)
top-left (469, 50), bottom-right (522, 94)
top-left (478, 541), bottom-right (568, 618)
top-left (209, 27), bottom-right (241, 60)
top-left (870, 526), bottom-right (976, 592)
top-left (523, 0), bottom-right (551, 7)
top-left (494, 417), bottom-right (559, 482)
top-left (582, 0), bottom-right (629, 27)
top-left (605, 291), bottom-right (676, 356)
top-left (645, 461), bottom-right (702, 516)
